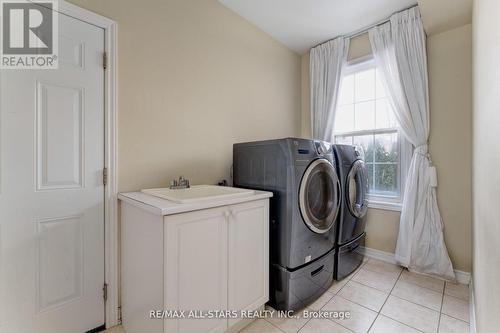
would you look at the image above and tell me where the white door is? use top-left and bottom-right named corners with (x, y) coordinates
top-left (164, 207), bottom-right (228, 333)
top-left (0, 9), bottom-right (105, 333)
top-left (228, 200), bottom-right (269, 328)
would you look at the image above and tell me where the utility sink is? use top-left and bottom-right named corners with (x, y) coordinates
top-left (141, 185), bottom-right (255, 204)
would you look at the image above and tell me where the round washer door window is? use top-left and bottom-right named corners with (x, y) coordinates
top-left (347, 160), bottom-right (369, 218)
top-left (299, 159), bottom-right (341, 234)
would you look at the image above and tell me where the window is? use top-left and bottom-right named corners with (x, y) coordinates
top-left (333, 59), bottom-right (410, 211)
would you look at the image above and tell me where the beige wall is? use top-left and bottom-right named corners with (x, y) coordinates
top-left (300, 25), bottom-right (472, 272)
top-left (428, 24), bottom-right (472, 273)
top-left (300, 54), bottom-right (311, 137)
top-left (68, 0), bottom-right (301, 192)
top-left (347, 33), bottom-right (372, 61)
top-left (418, 0), bottom-right (472, 35)
top-left (472, 0), bottom-right (500, 330)
top-left (67, 0), bottom-right (473, 273)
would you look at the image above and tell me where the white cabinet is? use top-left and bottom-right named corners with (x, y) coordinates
top-left (227, 201), bottom-right (269, 329)
top-left (120, 193), bottom-right (270, 333)
top-left (164, 206), bottom-right (229, 333)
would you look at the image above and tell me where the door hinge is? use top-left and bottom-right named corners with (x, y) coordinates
top-left (103, 167), bottom-right (108, 186)
top-left (103, 52), bottom-right (107, 70)
top-left (103, 282), bottom-right (108, 302)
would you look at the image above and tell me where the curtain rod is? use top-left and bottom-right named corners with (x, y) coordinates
top-left (311, 4), bottom-right (419, 49)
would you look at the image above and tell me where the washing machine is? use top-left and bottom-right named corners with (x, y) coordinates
top-left (233, 138), bottom-right (341, 310)
top-left (333, 144), bottom-right (369, 280)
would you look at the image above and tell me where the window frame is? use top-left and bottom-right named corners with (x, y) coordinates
top-left (333, 57), bottom-right (412, 212)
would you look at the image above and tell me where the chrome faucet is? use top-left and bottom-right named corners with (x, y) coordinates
top-left (169, 176), bottom-right (190, 189)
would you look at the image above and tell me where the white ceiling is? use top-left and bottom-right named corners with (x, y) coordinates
top-left (218, 0), bottom-right (417, 54)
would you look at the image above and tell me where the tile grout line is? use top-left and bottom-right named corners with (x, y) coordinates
top-left (443, 292), bottom-right (470, 303)
top-left (295, 318), bottom-right (310, 333)
top-left (262, 306), bottom-right (300, 333)
top-left (349, 270), bottom-right (401, 293)
top-left (389, 294), bottom-right (444, 318)
top-left (436, 282), bottom-right (446, 333)
top-left (267, 306), bottom-right (317, 333)
top-left (330, 293), bottom-right (428, 332)
top-left (348, 280), bottom-right (396, 294)
top-left (287, 268), bottom-right (352, 333)
top-left (362, 264), bottom-right (405, 278)
top-left (303, 291), bottom-right (336, 331)
top-left (391, 275), bottom-right (469, 316)
top-left (439, 293), bottom-right (471, 324)
top-left (328, 321), bottom-right (356, 333)
top-left (369, 258), bottom-right (466, 296)
top-left (400, 274), bottom-right (447, 294)
top-left (391, 270), bottom-right (453, 316)
top-left (389, 293), bottom-right (442, 313)
top-left (311, 259), bottom-right (366, 333)
top-left (334, 294), bottom-right (379, 313)
top-left (376, 314), bottom-right (426, 333)
top-left (335, 261), bottom-right (468, 332)
top-left (320, 262), bottom-right (364, 333)
top-left (397, 278), bottom-right (445, 296)
top-left (439, 313), bottom-right (470, 325)
top-left (357, 263), bottom-right (402, 278)
top-left (323, 264), bottom-right (406, 332)
top-left (284, 259), bottom-right (464, 333)
top-left (352, 268), bottom-right (449, 314)
top-left (336, 261), bottom-right (465, 331)
top-left (366, 266), bottom-right (404, 332)
top-left (267, 259), bottom-right (467, 333)
top-left (323, 311), bottom-right (356, 333)
top-left (326, 259), bottom-right (401, 331)
top-left (262, 316), bottom-right (287, 333)
top-left (294, 308), bottom-right (313, 333)
top-left (274, 259), bottom-right (468, 333)
top-left (442, 283), bottom-right (471, 302)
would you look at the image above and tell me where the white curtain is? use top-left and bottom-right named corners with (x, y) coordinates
top-left (310, 37), bottom-right (349, 141)
top-left (368, 7), bottom-right (455, 280)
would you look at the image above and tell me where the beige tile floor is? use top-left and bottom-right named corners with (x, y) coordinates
top-left (104, 258), bottom-right (470, 333)
top-left (241, 258), bottom-right (470, 333)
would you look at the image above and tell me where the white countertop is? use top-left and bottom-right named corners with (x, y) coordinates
top-left (118, 188), bottom-right (273, 216)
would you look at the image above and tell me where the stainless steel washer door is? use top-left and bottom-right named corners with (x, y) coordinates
top-left (299, 159), bottom-right (341, 234)
top-left (346, 160), bottom-right (369, 218)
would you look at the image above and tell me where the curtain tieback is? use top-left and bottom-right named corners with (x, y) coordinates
top-left (414, 144), bottom-right (430, 159)
top-left (414, 144), bottom-right (438, 187)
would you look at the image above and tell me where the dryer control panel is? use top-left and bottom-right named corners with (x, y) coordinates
top-left (315, 140), bottom-right (332, 156)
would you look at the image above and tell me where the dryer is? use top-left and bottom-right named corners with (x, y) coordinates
top-left (333, 144), bottom-right (369, 280)
top-left (233, 138), bottom-right (341, 310)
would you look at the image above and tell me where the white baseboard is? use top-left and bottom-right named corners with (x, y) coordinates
top-left (454, 270), bottom-right (472, 285)
top-left (358, 246), bottom-right (471, 285)
top-left (470, 278), bottom-right (476, 333)
top-left (358, 246), bottom-right (398, 265)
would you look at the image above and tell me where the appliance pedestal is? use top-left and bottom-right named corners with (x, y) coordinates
top-left (269, 249), bottom-right (335, 311)
top-left (334, 232), bottom-right (365, 280)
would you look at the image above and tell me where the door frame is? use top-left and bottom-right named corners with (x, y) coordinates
top-left (54, 1), bottom-right (119, 328)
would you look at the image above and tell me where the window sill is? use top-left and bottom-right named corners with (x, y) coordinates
top-left (367, 200), bottom-right (402, 212)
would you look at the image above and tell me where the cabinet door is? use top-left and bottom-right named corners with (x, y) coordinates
top-left (164, 207), bottom-right (228, 333)
top-left (228, 199), bottom-right (269, 326)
